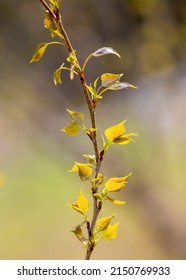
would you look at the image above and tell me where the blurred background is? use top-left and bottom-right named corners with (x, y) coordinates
top-left (0, 0), bottom-right (186, 260)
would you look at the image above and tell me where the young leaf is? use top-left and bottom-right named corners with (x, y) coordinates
top-left (71, 225), bottom-right (87, 245)
top-left (105, 121), bottom-right (126, 141)
top-left (104, 173), bottom-right (131, 193)
top-left (113, 133), bottom-right (138, 145)
top-left (107, 82), bottom-right (137, 90)
top-left (30, 42), bottom-right (63, 63)
top-left (67, 189), bottom-right (89, 215)
top-left (93, 47), bottom-right (121, 58)
top-left (61, 122), bottom-right (81, 136)
top-left (101, 73), bottom-right (123, 87)
top-left (83, 154), bottom-right (96, 164)
top-left (53, 63), bottom-right (64, 85)
top-left (106, 195), bottom-right (126, 205)
top-left (96, 215), bottom-right (116, 232)
top-left (69, 162), bottom-right (92, 181)
top-left (67, 109), bottom-right (84, 123)
top-left (101, 223), bottom-right (119, 240)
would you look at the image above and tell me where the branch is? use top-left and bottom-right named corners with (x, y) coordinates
top-left (37, 0), bottom-right (102, 260)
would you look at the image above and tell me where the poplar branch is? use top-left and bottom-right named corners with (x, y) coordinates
top-left (37, 0), bottom-right (102, 260)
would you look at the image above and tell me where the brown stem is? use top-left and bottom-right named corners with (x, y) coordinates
top-left (38, 0), bottom-right (102, 260)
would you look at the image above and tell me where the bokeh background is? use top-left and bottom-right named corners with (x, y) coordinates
top-left (0, 0), bottom-right (186, 260)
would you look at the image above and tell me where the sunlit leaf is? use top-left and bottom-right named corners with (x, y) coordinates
top-left (105, 121), bottom-right (126, 141)
top-left (67, 189), bottom-right (89, 215)
top-left (93, 47), bottom-right (121, 58)
top-left (96, 215), bottom-right (115, 232)
top-left (69, 162), bottom-right (92, 181)
top-left (101, 223), bottom-right (119, 240)
top-left (113, 133), bottom-right (138, 145)
top-left (30, 42), bottom-right (63, 63)
top-left (61, 122), bottom-right (81, 136)
top-left (104, 174), bottom-right (132, 193)
top-left (67, 109), bottom-right (84, 123)
top-left (106, 195), bottom-right (126, 205)
top-left (101, 73), bottom-right (123, 87)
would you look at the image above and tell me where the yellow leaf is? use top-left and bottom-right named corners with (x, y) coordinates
top-left (106, 173), bottom-right (131, 191)
top-left (91, 173), bottom-right (106, 189)
top-left (71, 225), bottom-right (87, 245)
top-left (53, 63), bottom-right (65, 85)
top-left (106, 195), bottom-right (126, 205)
top-left (105, 121), bottom-right (126, 141)
top-left (68, 162), bottom-right (92, 181)
top-left (67, 190), bottom-right (89, 215)
top-left (113, 133), bottom-right (138, 145)
top-left (103, 174), bottom-right (131, 193)
top-left (67, 109), bottom-right (84, 123)
top-left (96, 215), bottom-right (115, 232)
top-left (61, 122), bottom-right (81, 136)
top-left (101, 223), bottom-right (119, 240)
top-left (101, 73), bottom-right (123, 87)
top-left (30, 42), bottom-right (63, 63)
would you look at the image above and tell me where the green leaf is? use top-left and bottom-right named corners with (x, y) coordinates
top-left (93, 47), bottom-right (121, 58)
top-left (30, 42), bottom-right (63, 63)
top-left (101, 223), bottom-right (119, 240)
top-left (61, 122), bottom-right (81, 136)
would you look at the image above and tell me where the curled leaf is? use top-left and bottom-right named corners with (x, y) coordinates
top-left (67, 189), bottom-right (89, 215)
top-left (71, 224), bottom-right (87, 245)
top-left (53, 63), bottom-right (64, 85)
top-left (93, 47), bottom-right (121, 58)
top-left (69, 162), bottom-right (92, 181)
top-left (104, 173), bottom-right (132, 193)
top-left (106, 195), bottom-right (126, 205)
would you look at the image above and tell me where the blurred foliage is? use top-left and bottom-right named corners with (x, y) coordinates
top-left (0, 0), bottom-right (186, 259)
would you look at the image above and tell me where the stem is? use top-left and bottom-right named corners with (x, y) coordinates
top-left (38, 0), bottom-right (102, 259)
